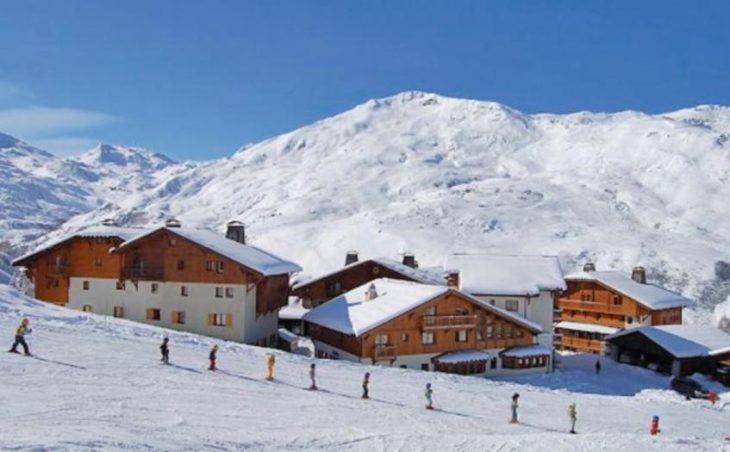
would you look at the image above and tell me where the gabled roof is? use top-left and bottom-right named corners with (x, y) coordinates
top-left (444, 254), bottom-right (566, 296)
top-left (302, 278), bottom-right (542, 337)
top-left (605, 325), bottom-right (730, 359)
top-left (565, 271), bottom-right (692, 310)
top-left (291, 257), bottom-right (445, 291)
top-left (12, 226), bottom-right (146, 266)
top-left (114, 227), bottom-right (302, 277)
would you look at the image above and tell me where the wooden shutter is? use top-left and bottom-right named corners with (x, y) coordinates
top-left (171, 311), bottom-right (177, 323)
top-left (146, 308), bottom-right (153, 320)
top-left (117, 306), bottom-right (124, 318)
top-left (208, 313), bottom-right (215, 326)
top-left (225, 313), bottom-right (233, 327)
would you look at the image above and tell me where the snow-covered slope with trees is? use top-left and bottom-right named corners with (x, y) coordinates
top-left (1, 92), bottom-right (729, 314)
top-left (0, 285), bottom-right (727, 450)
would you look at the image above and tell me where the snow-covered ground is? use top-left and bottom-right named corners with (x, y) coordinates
top-left (1, 286), bottom-right (727, 451)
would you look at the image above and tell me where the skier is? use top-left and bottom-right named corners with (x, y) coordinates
top-left (425, 383), bottom-right (434, 410)
top-left (160, 337), bottom-right (170, 364)
top-left (308, 363), bottom-right (318, 390)
top-left (266, 352), bottom-right (275, 381)
top-left (510, 393), bottom-right (520, 424)
top-left (362, 372), bottom-right (370, 399)
top-left (209, 344), bottom-right (218, 371)
top-left (568, 402), bottom-right (577, 434)
top-left (8, 318), bottom-right (31, 356)
top-left (595, 358), bottom-right (601, 375)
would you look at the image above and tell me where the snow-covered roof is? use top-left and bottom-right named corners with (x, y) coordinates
top-left (433, 349), bottom-right (491, 364)
top-left (444, 254), bottom-right (566, 296)
top-left (605, 326), bottom-right (730, 359)
top-left (303, 278), bottom-right (543, 337)
top-left (292, 257), bottom-right (445, 290)
top-left (555, 321), bottom-right (619, 335)
top-left (500, 344), bottom-right (552, 358)
top-left (12, 225), bottom-right (147, 265)
top-left (565, 271), bottom-right (692, 310)
top-left (116, 227), bottom-right (302, 276)
top-left (277, 328), bottom-right (303, 344)
top-left (279, 297), bottom-right (310, 320)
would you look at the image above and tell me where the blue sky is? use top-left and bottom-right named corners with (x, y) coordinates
top-left (0, 1), bottom-right (728, 160)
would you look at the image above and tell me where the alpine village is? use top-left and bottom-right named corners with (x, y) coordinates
top-left (11, 218), bottom-right (730, 385)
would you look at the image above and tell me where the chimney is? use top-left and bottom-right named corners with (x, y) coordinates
top-left (345, 250), bottom-right (359, 266)
top-left (165, 218), bottom-right (181, 228)
top-left (631, 266), bottom-right (647, 284)
top-left (583, 262), bottom-right (596, 273)
top-left (101, 218), bottom-right (118, 227)
top-left (446, 270), bottom-right (460, 288)
top-left (364, 283), bottom-right (378, 301)
top-left (225, 220), bottom-right (246, 244)
top-left (402, 252), bottom-right (417, 269)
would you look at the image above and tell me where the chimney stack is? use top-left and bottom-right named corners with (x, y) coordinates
top-left (631, 266), bottom-right (647, 284)
top-left (101, 218), bottom-right (118, 227)
top-left (583, 262), bottom-right (596, 273)
top-left (364, 283), bottom-right (378, 301)
top-left (345, 250), bottom-right (359, 266)
top-left (446, 270), bottom-right (460, 288)
top-left (402, 252), bottom-right (418, 269)
top-left (225, 220), bottom-right (246, 244)
top-left (165, 218), bottom-right (181, 228)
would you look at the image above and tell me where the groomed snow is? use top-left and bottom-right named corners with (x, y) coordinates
top-left (565, 271), bottom-right (692, 310)
top-left (445, 254), bottom-right (566, 296)
top-left (1, 285), bottom-right (728, 450)
top-left (555, 321), bottom-right (619, 335)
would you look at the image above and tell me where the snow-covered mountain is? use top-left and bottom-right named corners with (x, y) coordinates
top-left (2, 92), bottom-right (729, 314)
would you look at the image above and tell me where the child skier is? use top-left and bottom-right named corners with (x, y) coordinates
top-left (568, 402), bottom-right (577, 433)
top-left (510, 393), bottom-right (520, 424)
top-left (209, 344), bottom-right (218, 371)
top-left (425, 383), bottom-right (434, 410)
top-left (308, 363), bottom-right (318, 390)
top-left (266, 353), bottom-right (275, 381)
top-left (160, 337), bottom-right (170, 364)
top-left (8, 318), bottom-right (31, 356)
top-left (362, 372), bottom-right (370, 399)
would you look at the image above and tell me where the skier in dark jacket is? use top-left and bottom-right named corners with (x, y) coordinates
top-left (425, 383), bottom-right (434, 410)
top-left (309, 363), bottom-right (318, 390)
top-left (362, 372), bottom-right (370, 399)
top-left (595, 359), bottom-right (601, 375)
top-left (209, 344), bottom-right (218, 371)
top-left (160, 337), bottom-right (170, 364)
top-left (510, 393), bottom-right (520, 424)
top-left (8, 318), bottom-right (31, 355)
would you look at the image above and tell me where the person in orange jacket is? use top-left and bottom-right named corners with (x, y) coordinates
top-left (266, 353), bottom-right (275, 381)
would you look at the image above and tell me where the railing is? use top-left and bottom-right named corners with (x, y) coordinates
top-left (122, 267), bottom-right (164, 281)
top-left (422, 314), bottom-right (478, 330)
top-left (559, 299), bottom-right (625, 315)
top-left (46, 263), bottom-right (71, 275)
top-left (560, 336), bottom-right (605, 353)
top-left (373, 345), bottom-right (397, 361)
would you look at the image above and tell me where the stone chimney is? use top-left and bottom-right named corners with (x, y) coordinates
top-left (165, 218), bottom-right (181, 228)
top-left (631, 266), bottom-right (647, 284)
top-left (101, 218), bottom-right (118, 227)
top-left (446, 270), bottom-right (460, 288)
top-left (402, 252), bottom-right (418, 269)
top-left (225, 220), bottom-right (246, 244)
top-left (364, 283), bottom-right (378, 301)
top-left (583, 262), bottom-right (596, 272)
top-left (345, 250), bottom-right (359, 266)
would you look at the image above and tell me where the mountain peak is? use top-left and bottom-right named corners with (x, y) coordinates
top-left (0, 132), bottom-right (23, 149)
top-left (78, 143), bottom-right (176, 170)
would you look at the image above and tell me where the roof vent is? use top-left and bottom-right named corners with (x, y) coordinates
top-left (631, 266), bottom-right (647, 284)
top-left (225, 220), bottom-right (246, 244)
top-left (345, 250), bottom-right (359, 266)
top-left (165, 218), bottom-right (182, 228)
top-left (583, 262), bottom-right (596, 272)
top-left (364, 283), bottom-right (378, 301)
top-left (101, 218), bottom-right (118, 227)
top-left (402, 252), bottom-right (418, 269)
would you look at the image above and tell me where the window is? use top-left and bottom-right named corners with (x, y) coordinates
top-left (581, 293), bottom-right (593, 302)
top-left (505, 324), bottom-right (513, 338)
top-left (486, 325), bottom-right (494, 339)
top-left (206, 260), bottom-right (214, 272)
top-left (326, 280), bottom-right (342, 297)
top-left (151, 283), bottom-right (159, 294)
top-left (82, 305), bottom-right (93, 312)
top-left (401, 333), bottom-right (408, 342)
top-left (505, 299), bottom-right (519, 312)
top-left (456, 330), bottom-right (468, 343)
top-left (95, 257), bottom-right (102, 267)
top-left (215, 287), bottom-right (224, 298)
top-left (113, 306), bottom-right (124, 318)
top-left (172, 311), bottom-right (186, 324)
top-left (181, 286), bottom-right (189, 297)
top-left (177, 259), bottom-right (185, 271)
top-left (375, 334), bottom-right (389, 346)
top-left (423, 306), bottom-right (436, 317)
top-left (489, 299), bottom-right (496, 305)
top-left (146, 308), bottom-right (161, 321)
top-left (82, 281), bottom-right (90, 291)
top-left (209, 313), bottom-right (232, 327)
top-left (455, 307), bottom-right (468, 315)
top-left (116, 281), bottom-right (125, 291)
top-left (422, 331), bottom-right (435, 345)
top-left (515, 328), bottom-right (523, 338)
top-left (627, 317), bottom-right (633, 325)
top-left (612, 295), bottom-right (622, 305)
top-left (495, 324), bottom-right (502, 339)
top-left (168, 238), bottom-right (176, 247)
top-left (216, 261), bottom-right (224, 273)
top-left (490, 358), bottom-right (498, 369)
top-left (421, 363), bottom-right (429, 371)
top-left (225, 287), bottom-right (234, 298)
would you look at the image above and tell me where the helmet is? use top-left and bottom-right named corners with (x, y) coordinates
top-left (310, 363), bottom-right (316, 368)
top-left (365, 372), bottom-right (370, 377)
top-left (426, 383), bottom-right (431, 388)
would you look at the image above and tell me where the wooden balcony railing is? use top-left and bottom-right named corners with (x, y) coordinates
top-left (422, 314), bottom-right (478, 330)
top-left (560, 336), bottom-right (605, 353)
top-left (373, 345), bottom-right (397, 361)
top-left (559, 299), bottom-right (625, 315)
top-left (122, 267), bottom-right (164, 281)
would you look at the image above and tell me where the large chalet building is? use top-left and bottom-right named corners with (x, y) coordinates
top-left (556, 264), bottom-right (691, 354)
top-left (12, 220), bottom-right (301, 345)
top-left (302, 278), bottom-right (551, 376)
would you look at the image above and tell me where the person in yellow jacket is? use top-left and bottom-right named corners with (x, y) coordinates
top-left (266, 353), bottom-right (275, 381)
top-left (8, 318), bottom-right (31, 355)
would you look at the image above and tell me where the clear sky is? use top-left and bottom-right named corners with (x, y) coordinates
top-left (0, 1), bottom-right (728, 160)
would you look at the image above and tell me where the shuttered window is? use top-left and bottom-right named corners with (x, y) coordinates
top-left (146, 308), bottom-right (161, 321)
top-left (208, 313), bottom-right (232, 327)
top-left (171, 311), bottom-right (186, 324)
top-left (113, 306), bottom-right (124, 318)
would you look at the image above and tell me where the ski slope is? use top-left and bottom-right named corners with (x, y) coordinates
top-left (0, 286), bottom-right (727, 451)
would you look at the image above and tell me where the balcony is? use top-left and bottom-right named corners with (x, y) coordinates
top-left (422, 314), bottom-right (478, 330)
top-left (373, 345), bottom-right (397, 361)
top-left (122, 267), bottom-right (164, 281)
top-left (559, 299), bottom-right (625, 315)
top-left (560, 336), bottom-right (605, 354)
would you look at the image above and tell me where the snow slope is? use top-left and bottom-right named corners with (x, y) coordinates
top-left (1, 286), bottom-right (728, 451)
